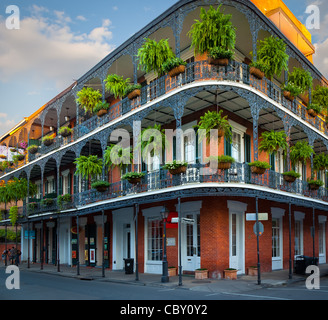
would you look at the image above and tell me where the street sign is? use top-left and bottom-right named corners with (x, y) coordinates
top-left (24, 230), bottom-right (35, 240)
top-left (246, 213), bottom-right (268, 221)
top-left (253, 222), bottom-right (264, 236)
top-left (170, 217), bottom-right (195, 225)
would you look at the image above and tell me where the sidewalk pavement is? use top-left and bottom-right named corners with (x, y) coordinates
top-left (13, 262), bottom-right (328, 294)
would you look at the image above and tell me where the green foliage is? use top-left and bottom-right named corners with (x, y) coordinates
top-left (57, 194), bottom-right (72, 205)
top-left (312, 86), bottom-right (328, 108)
top-left (307, 103), bottom-right (323, 114)
top-left (257, 36), bottom-right (289, 79)
top-left (59, 126), bottom-right (72, 137)
top-left (42, 135), bottom-right (54, 143)
top-left (307, 179), bottom-right (324, 187)
top-left (137, 38), bottom-right (175, 76)
top-left (104, 74), bottom-right (130, 99)
top-left (74, 155), bottom-right (103, 180)
top-left (162, 57), bottom-right (187, 73)
top-left (0, 229), bottom-right (20, 242)
top-left (282, 171), bottom-right (301, 178)
top-left (205, 155), bottom-right (235, 163)
top-left (248, 161), bottom-right (271, 169)
top-left (259, 130), bottom-right (287, 155)
top-left (41, 198), bottom-right (54, 206)
top-left (282, 82), bottom-right (303, 97)
top-left (27, 145), bottom-right (39, 153)
top-left (196, 110), bottom-right (232, 144)
top-left (162, 160), bottom-right (188, 170)
top-left (208, 47), bottom-right (233, 60)
top-left (188, 5), bottom-right (236, 55)
top-left (104, 144), bottom-right (133, 169)
top-left (93, 101), bottom-right (110, 114)
top-left (313, 153), bottom-right (328, 171)
top-left (76, 87), bottom-right (102, 113)
top-left (290, 141), bottom-right (314, 165)
top-left (125, 83), bottom-right (142, 96)
top-left (9, 206), bottom-right (18, 226)
top-left (287, 67), bottom-right (313, 94)
top-left (121, 172), bottom-right (145, 180)
top-left (91, 180), bottom-right (110, 189)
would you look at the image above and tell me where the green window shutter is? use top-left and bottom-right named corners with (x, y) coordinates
top-left (270, 154), bottom-right (275, 171)
top-left (302, 164), bottom-right (307, 181)
top-left (173, 136), bottom-right (176, 161)
top-left (68, 174), bottom-right (72, 195)
top-left (194, 128), bottom-right (200, 164)
top-left (244, 134), bottom-right (251, 163)
top-left (59, 176), bottom-right (63, 195)
top-left (224, 136), bottom-right (232, 157)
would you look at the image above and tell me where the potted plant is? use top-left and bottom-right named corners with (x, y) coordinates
top-left (307, 179), bottom-right (324, 191)
top-left (41, 198), bottom-right (55, 207)
top-left (93, 101), bottom-right (110, 117)
top-left (91, 180), bottom-right (110, 193)
top-left (122, 172), bottom-right (146, 184)
top-left (249, 60), bottom-right (268, 80)
top-left (76, 87), bottom-right (102, 114)
top-left (188, 5), bottom-right (236, 62)
top-left (282, 170), bottom-right (301, 183)
top-left (0, 155), bottom-right (7, 160)
top-left (196, 110), bottom-right (232, 146)
top-left (195, 268), bottom-right (208, 280)
top-left (207, 47), bottom-right (233, 66)
top-left (10, 148), bottom-right (17, 153)
top-left (312, 86), bottom-right (328, 109)
top-left (259, 130), bottom-right (288, 155)
top-left (9, 206), bottom-right (18, 226)
top-left (27, 202), bottom-right (38, 213)
top-left (168, 267), bottom-right (177, 277)
top-left (137, 38), bottom-right (175, 77)
top-left (12, 154), bottom-right (25, 163)
top-left (42, 135), bottom-right (54, 147)
top-left (281, 82), bottom-right (302, 102)
top-left (104, 74), bottom-right (130, 99)
top-left (224, 268), bottom-right (237, 280)
top-left (104, 144), bottom-right (133, 170)
top-left (206, 155), bottom-right (235, 170)
top-left (287, 67), bottom-right (313, 102)
top-left (256, 35), bottom-right (289, 80)
top-left (307, 103), bottom-right (322, 117)
top-left (74, 155), bottom-right (103, 181)
top-left (126, 83), bottom-right (142, 100)
top-left (313, 153), bottom-right (328, 171)
top-left (163, 57), bottom-right (187, 77)
top-left (57, 194), bottom-right (72, 207)
top-left (247, 266), bottom-right (258, 276)
top-left (163, 160), bottom-right (188, 175)
top-left (248, 161), bottom-right (271, 175)
top-left (290, 141), bottom-right (314, 166)
top-left (59, 126), bottom-right (72, 137)
top-left (27, 145), bottom-right (39, 154)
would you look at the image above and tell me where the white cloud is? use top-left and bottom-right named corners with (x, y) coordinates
top-left (113, 6), bottom-right (119, 11)
top-left (0, 11), bottom-right (115, 90)
top-left (76, 15), bottom-right (87, 21)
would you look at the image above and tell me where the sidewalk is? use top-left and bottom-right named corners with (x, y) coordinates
top-left (14, 262), bottom-right (328, 294)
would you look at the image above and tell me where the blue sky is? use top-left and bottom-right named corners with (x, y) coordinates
top-left (0, 0), bottom-right (326, 137)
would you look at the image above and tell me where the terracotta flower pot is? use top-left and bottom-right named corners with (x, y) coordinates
top-left (251, 166), bottom-right (266, 175)
top-left (217, 162), bottom-right (232, 170)
top-left (248, 267), bottom-right (258, 276)
top-left (208, 57), bottom-right (229, 66)
top-left (168, 65), bottom-right (186, 77)
top-left (224, 269), bottom-right (237, 280)
top-left (307, 109), bottom-right (317, 117)
top-left (283, 91), bottom-right (294, 102)
top-left (283, 175), bottom-right (297, 183)
top-left (127, 89), bottom-right (141, 100)
top-left (195, 269), bottom-right (208, 280)
top-left (168, 268), bottom-right (177, 277)
top-left (169, 166), bottom-right (187, 175)
top-left (127, 177), bottom-right (142, 184)
top-left (97, 109), bottom-right (108, 117)
top-left (249, 67), bottom-right (264, 80)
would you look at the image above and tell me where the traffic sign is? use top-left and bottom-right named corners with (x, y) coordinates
top-left (253, 222), bottom-right (264, 236)
top-left (246, 213), bottom-right (268, 221)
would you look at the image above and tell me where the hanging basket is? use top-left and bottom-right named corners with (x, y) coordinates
top-left (283, 175), bottom-right (297, 183)
top-left (60, 128), bottom-right (71, 137)
top-left (308, 183), bottom-right (320, 191)
top-left (28, 146), bottom-right (39, 155)
top-left (251, 166), bottom-right (266, 175)
top-left (249, 67), bottom-right (264, 80)
top-left (307, 109), bottom-right (317, 117)
top-left (95, 185), bottom-right (109, 193)
top-left (283, 91), bottom-right (294, 102)
top-left (127, 177), bottom-right (142, 185)
top-left (217, 162), bottom-right (232, 170)
top-left (127, 89), bottom-right (141, 100)
top-left (43, 139), bottom-right (54, 147)
top-left (208, 57), bottom-right (229, 66)
top-left (169, 166), bottom-right (187, 175)
top-left (97, 109), bottom-right (108, 117)
top-left (168, 65), bottom-right (186, 77)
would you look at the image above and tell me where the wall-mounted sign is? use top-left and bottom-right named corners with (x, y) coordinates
top-left (90, 249), bottom-right (96, 263)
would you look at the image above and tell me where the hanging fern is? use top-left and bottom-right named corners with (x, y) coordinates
top-left (259, 130), bottom-right (288, 155)
top-left (76, 87), bottom-right (102, 114)
top-left (104, 144), bottom-right (133, 169)
top-left (188, 5), bottom-right (236, 56)
top-left (137, 38), bottom-right (175, 76)
top-left (104, 74), bottom-right (130, 99)
top-left (287, 67), bottom-right (313, 94)
top-left (9, 206), bottom-right (18, 226)
top-left (74, 155), bottom-right (103, 180)
top-left (290, 141), bottom-right (314, 165)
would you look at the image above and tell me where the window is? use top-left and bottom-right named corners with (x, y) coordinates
top-left (294, 220), bottom-right (302, 256)
top-left (319, 222), bottom-right (325, 255)
top-left (231, 214), bottom-right (237, 256)
top-left (226, 120), bottom-right (247, 163)
top-left (231, 132), bottom-right (242, 163)
top-left (147, 219), bottom-right (163, 261)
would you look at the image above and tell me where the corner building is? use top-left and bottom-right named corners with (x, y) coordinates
top-left (0, 0), bottom-right (327, 278)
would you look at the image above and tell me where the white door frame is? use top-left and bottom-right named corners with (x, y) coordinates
top-left (272, 207), bottom-right (285, 270)
top-left (318, 216), bottom-right (327, 264)
top-left (227, 201), bottom-right (247, 274)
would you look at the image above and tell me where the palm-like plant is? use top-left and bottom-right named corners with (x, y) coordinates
top-left (74, 155), bottom-right (103, 180)
top-left (137, 38), bottom-right (175, 76)
top-left (290, 141), bottom-right (314, 165)
top-left (76, 87), bottom-right (102, 114)
top-left (188, 5), bottom-right (236, 57)
top-left (104, 74), bottom-right (130, 99)
top-left (104, 144), bottom-right (133, 169)
top-left (259, 130), bottom-right (288, 155)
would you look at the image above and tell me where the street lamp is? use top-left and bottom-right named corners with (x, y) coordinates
top-left (160, 206), bottom-right (169, 283)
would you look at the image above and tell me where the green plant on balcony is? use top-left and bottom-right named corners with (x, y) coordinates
top-left (104, 74), bottom-right (130, 100)
top-left (12, 154), bottom-right (25, 164)
top-left (248, 161), bottom-right (271, 175)
top-left (27, 145), bottom-right (39, 154)
top-left (121, 172), bottom-right (145, 184)
top-left (162, 160), bottom-right (188, 175)
top-left (137, 38), bottom-right (175, 76)
top-left (282, 170), bottom-right (301, 183)
top-left (42, 135), bottom-right (55, 147)
top-left (27, 202), bottom-right (38, 213)
top-left (312, 86), bottom-right (328, 109)
top-left (313, 153), bottom-right (328, 171)
top-left (125, 83), bottom-right (142, 100)
top-left (57, 194), bottom-right (72, 207)
top-left (259, 130), bottom-right (288, 156)
top-left (188, 5), bottom-right (236, 62)
top-left (281, 82), bottom-right (302, 102)
top-left (9, 206), bottom-right (18, 226)
top-left (163, 57), bottom-right (187, 77)
top-left (91, 180), bottom-right (110, 193)
top-left (307, 178), bottom-right (324, 191)
top-left (59, 126), bottom-right (72, 137)
top-left (76, 87), bottom-right (102, 114)
top-left (287, 67), bottom-right (313, 95)
top-left (307, 103), bottom-right (323, 117)
top-left (0, 155), bottom-right (7, 160)
top-left (196, 110), bottom-right (232, 146)
top-left (74, 155), bottom-right (103, 180)
top-left (104, 144), bottom-right (133, 169)
top-left (207, 46), bottom-right (234, 66)
top-left (205, 155), bottom-right (235, 170)
top-left (93, 101), bottom-right (110, 117)
top-left (41, 198), bottom-right (55, 207)
top-left (249, 59), bottom-right (269, 80)
top-left (257, 36), bottom-right (289, 80)
top-left (290, 140), bottom-right (314, 165)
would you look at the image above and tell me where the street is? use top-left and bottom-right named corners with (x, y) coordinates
top-left (0, 269), bottom-right (327, 302)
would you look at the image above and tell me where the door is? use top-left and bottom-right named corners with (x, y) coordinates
top-left (229, 212), bottom-right (245, 274)
top-left (123, 224), bottom-right (131, 260)
top-left (319, 221), bottom-right (326, 264)
top-left (272, 217), bottom-right (283, 270)
top-left (85, 224), bottom-right (97, 267)
top-left (183, 213), bottom-right (200, 271)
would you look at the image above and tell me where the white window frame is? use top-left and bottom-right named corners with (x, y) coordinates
top-left (294, 211), bottom-right (304, 257)
top-left (229, 120), bottom-right (247, 163)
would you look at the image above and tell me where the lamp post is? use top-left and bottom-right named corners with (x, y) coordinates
top-left (160, 206), bottom-right (169, 283)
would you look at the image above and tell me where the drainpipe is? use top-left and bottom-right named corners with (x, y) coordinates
top-left (288, 202), bottom-right (292, 280)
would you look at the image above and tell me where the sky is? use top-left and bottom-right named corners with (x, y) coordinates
top-left (0, 0), bottom-right (327, 138)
